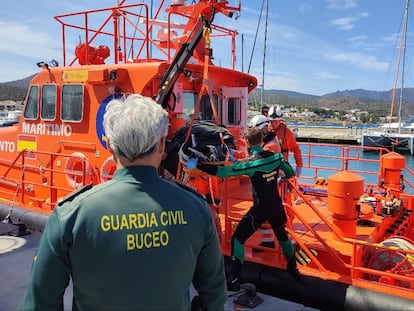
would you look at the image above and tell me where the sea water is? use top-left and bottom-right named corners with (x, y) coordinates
top-left (294, 143), bottom-right (414, 194)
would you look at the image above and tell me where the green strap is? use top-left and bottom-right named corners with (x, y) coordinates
top-left (279, 239), bottom-right (294, 260)
top-left (233, 238), bottom-right (245, 263)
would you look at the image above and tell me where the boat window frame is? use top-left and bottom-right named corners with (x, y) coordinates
top-left (40, 84), bottom-right (57, 121)
top-left (61, 84), bottom-right (84, 123)
top-left (23, 85), bottom-right (39, 120)
top-left (181, 91), bottom-right (220, 122)
top-left (182, 91), bottom-right (196, 120)
top-left (225, 96), bottom-right (241, 125)
top-left (220, 86), bottom-right (248, 128)
top-left (198, 93), bottom-right (219, 122)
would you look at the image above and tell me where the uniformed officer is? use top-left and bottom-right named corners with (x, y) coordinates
top-left (20, 94), bottom-right (226, 311)
top-left (186, 127), bottom-right (299, 291)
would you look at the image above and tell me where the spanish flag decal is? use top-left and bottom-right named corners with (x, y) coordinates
top-left (18, 134), bottom-right (37, 156)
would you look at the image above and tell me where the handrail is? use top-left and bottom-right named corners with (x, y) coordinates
top-left (0, 149), bottom-right (94, 209)
top-left (219, 142), bottom-right (414, 294)
top-left (53, 2), bottom-right (239, 67)
top-left (280, 176), bottom-right (414, 289)
top-left (297, 142), bottom-right (414, 194)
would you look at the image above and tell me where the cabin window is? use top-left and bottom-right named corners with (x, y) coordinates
top-left (181, 91), bottom-right (219, 122)
top-left (226, 97), bottom-right (241, 125)
top-left (23, 86), bottom-right (39, 120)
top-left (41, 84), bottom-right (57, 120)
top-left (182, 91), bottom-right (196, 118)
top-left (198, 94), bottom-right (219, 121)
top-left (61, 84), bottom-right (84, 122)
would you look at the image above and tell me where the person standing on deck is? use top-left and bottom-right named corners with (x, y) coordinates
top-left (256, 105), bottom-right (304, 250)
top-left (261, 105), bottom-right (269, 117)
top-left (186, 127), bottom-right (299, 291)
top-left (254, 105), bottom-right (303, 250)
top-left (20, 94), bottom-right (226, 311)
top-left (249, 115), bottom-right (282, 251)
top-left (249, 114), bottom-right (281, 154)
top-left (268, 105), bottom-right (303, 176)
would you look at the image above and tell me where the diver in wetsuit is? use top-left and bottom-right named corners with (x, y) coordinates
top-left (186, 127), bottom-right (299, 291)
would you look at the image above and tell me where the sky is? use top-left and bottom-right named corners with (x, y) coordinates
top-left (0, 0), bottom-right (412, 96)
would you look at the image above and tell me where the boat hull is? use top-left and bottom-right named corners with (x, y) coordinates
top-left (361, 132), bottom-right (414, 154)
top-left (231, 258), bottom-right (414, 311)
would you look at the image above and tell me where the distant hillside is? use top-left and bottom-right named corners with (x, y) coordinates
top-left (1, 74), bottom-right (414, 115)
top-left (323, 88), bottom-right (414, 104)
top-left (0, 85), bottom-right (27, 101)
top-left (0, 75), bottom-right (34, 101)
top-left (265, 89), bottom-right (319, 100)
top-left (256, 87), bottom-right (414, 104)
top-left (2, 75), bottom-right (34, 90)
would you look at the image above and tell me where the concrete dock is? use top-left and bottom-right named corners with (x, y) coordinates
top-left (293, 125), bottom-right (363, 144)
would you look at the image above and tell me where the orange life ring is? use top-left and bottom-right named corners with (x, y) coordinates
top-left (65, 152), bottom-right (94, 189)
top-left (100, 156), bottom-right (117, 182)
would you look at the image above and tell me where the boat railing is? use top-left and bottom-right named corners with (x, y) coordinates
top-left (54, 1), bottom-right (239, 68)
top-left (282, 179), bottom-right (414, 296)
top-left (0, 150), bottom-right (95, 210)
top-left (297, 142), bottom-right (414, 194)
top-left (219, 172), bottom-right (414, 295)
top-left (219, 143), bottom-right (414, 295)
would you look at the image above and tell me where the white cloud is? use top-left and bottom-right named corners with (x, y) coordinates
top-left (349, 35), bottom-right (368, 42)
top-left (330, 17), bottom-right (357, 30)
top-left (326, 0), bottom-right (358, 10)
top-left (314, 72), bottom-right (340, 80)
top-left (383, 32), bottom-right (400, 42)
top-left (329, 52), bottom-right (389, 71)
top-left (0, 22), bottom-right (60, 59)
top-left (330, 12), bottom-right (368, 30)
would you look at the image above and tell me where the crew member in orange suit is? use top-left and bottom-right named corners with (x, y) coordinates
top-left (248, 114), bottom-right (281, 153)
top-left (268, 105), bottom-right (303, 175)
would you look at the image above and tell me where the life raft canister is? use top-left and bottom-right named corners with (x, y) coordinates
top-left (65, 152), bottom-right (94, 189)
top-left (100, 156), bottom-right (117, 182)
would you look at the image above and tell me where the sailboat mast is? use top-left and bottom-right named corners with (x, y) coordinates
top-left (260, 0), bottom-right (269, 109)
top-left (398, 0), bottom-right (409, 133)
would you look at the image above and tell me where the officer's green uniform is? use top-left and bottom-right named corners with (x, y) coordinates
top-left (20, 166), bottom-right (226, 311)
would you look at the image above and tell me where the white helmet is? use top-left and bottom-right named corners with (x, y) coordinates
top-left (249, 115), bottom-right (270, 130)
top-left (268, 105), bottom-right (283, 120)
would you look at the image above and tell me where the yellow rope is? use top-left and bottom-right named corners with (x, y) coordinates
top-left (203, 25), bottom-right (211, 47)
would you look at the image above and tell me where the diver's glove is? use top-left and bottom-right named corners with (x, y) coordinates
top-left (295, 167), bottom-right (302, 178)
top-left (187, 158), bottom-right (198, 171)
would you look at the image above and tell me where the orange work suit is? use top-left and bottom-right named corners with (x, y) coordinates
top-left (272, 122), bottom-right (303, 168)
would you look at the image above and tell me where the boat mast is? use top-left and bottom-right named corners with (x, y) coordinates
top-left (260, 0), bottom-right (269, 109)
top-left (398, 0), bottom-right (409, 133)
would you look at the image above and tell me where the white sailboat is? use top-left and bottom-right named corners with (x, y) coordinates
top-left (361, 0), bottom-right (414, 154)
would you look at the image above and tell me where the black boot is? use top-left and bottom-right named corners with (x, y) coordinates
top-left (227, 256), bottom-right (242, 291)
top-left (287, 256), bottom-right (300, 280)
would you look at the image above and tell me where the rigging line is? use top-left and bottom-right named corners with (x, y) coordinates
top-left (247, 0), bottom-right (265, 74)
top-left (398, 0), bottom-right (409, 134)
top-left (260, 0), bottom-right (269, 109)
top-left (127, 5), bottom-right (145, 60)
top-left (389, 0), bottom-right (409, 127)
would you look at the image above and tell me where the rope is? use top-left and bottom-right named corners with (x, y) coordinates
top-left (203, 24), bottom-right (211, 47)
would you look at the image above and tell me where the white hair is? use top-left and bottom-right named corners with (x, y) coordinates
top-left (103, 94), bottom-right (168, 161)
